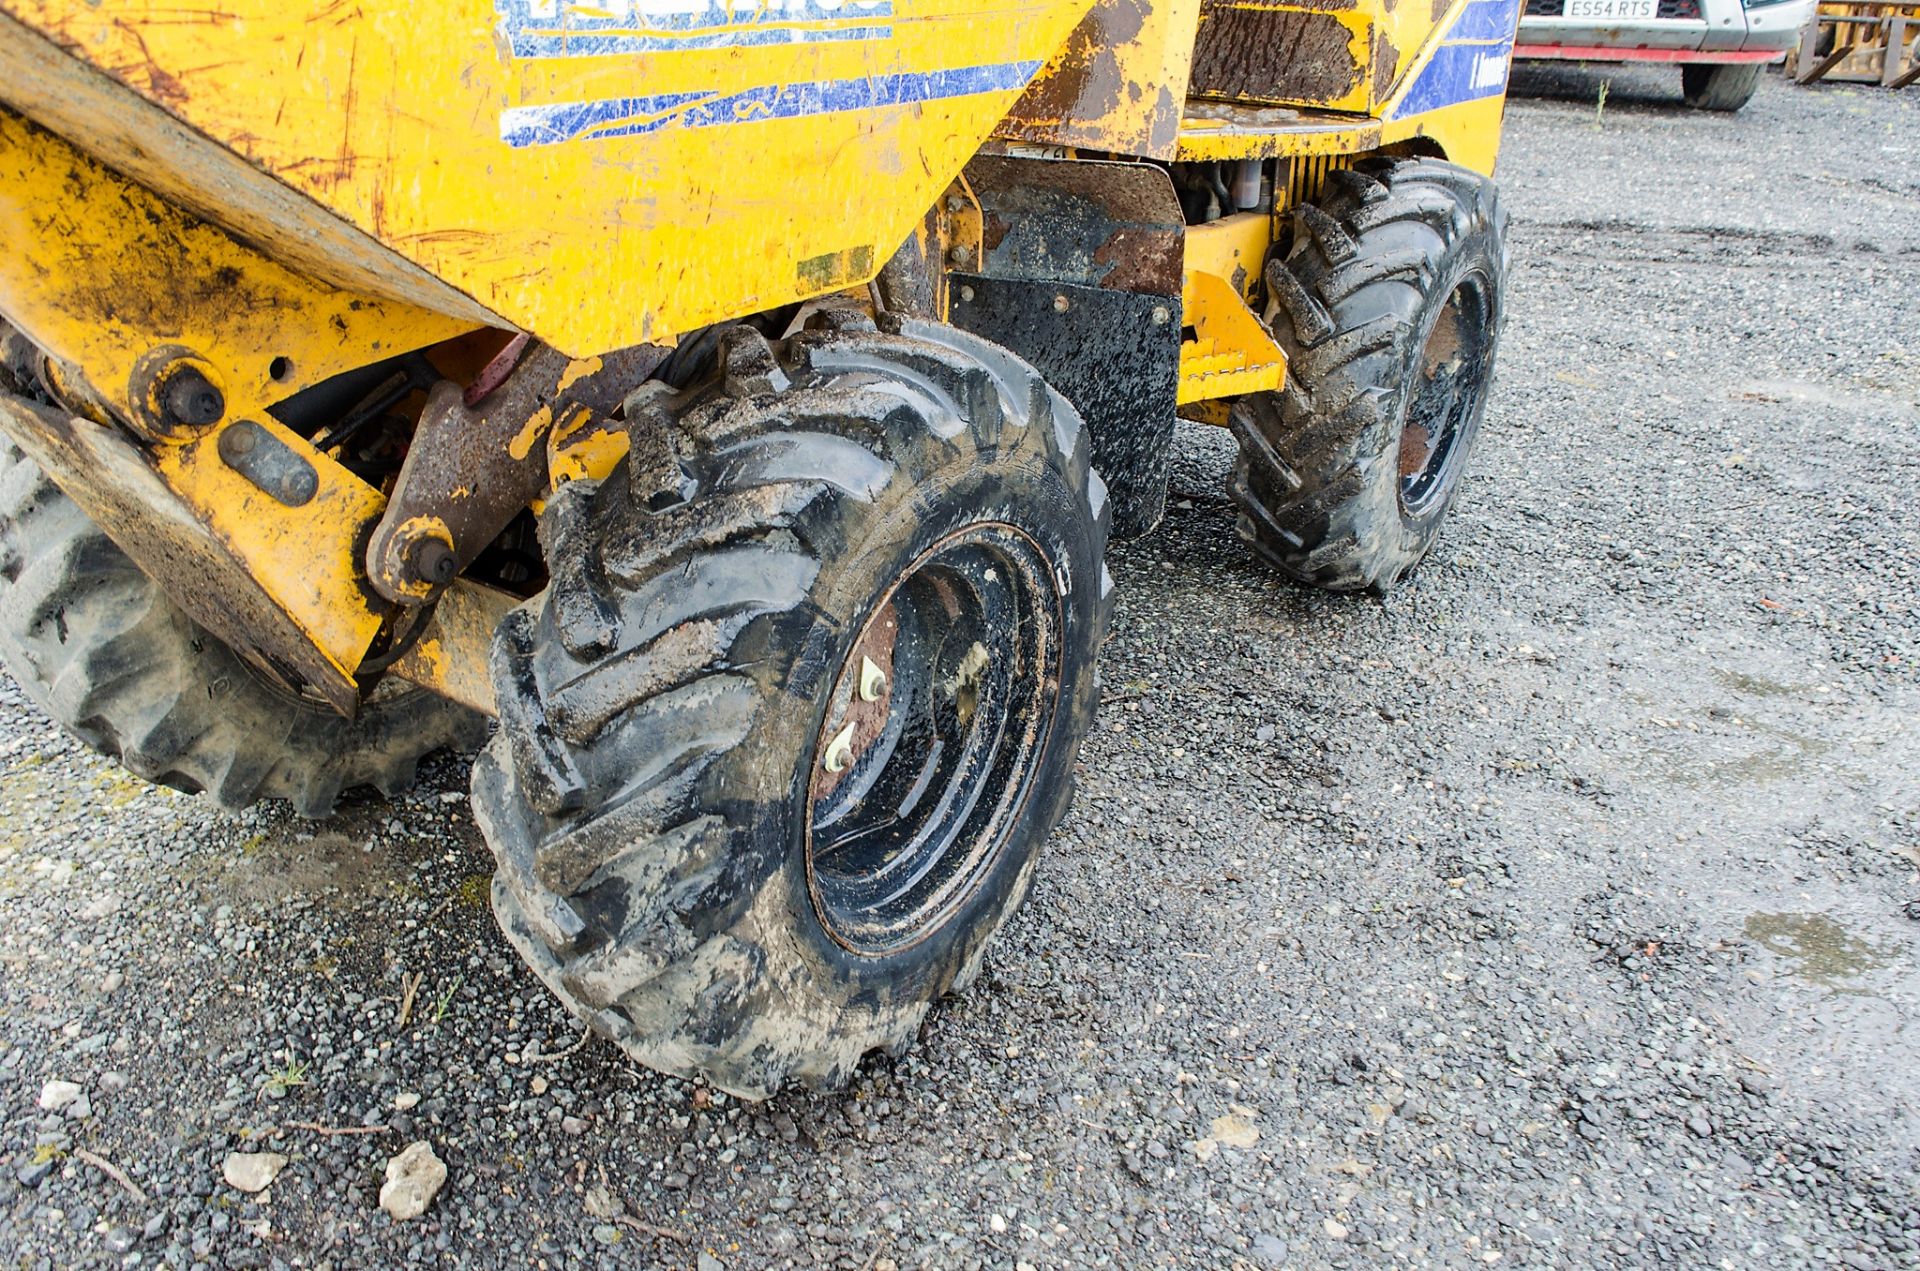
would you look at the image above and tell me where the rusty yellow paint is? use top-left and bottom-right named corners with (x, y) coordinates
top-left (1183, 213), bottom-right (1274, 301)
top-left (150, 424), bottom-right (389, 674)
top-left (0, 107), bottom-right (472, 688)
top-left (539, 406), bottom-right (629, 511)
top-left (1177, 269), bottom-right (1287, 405)
top-left (507, 405), bottom-right (555, 463)
top-left (1176, 101), bottom-right (1386, 163)
top-left (1188, 0), bottom-right (1484, 114)
top-left (377, 514), bottom-right (460, 604)
top-left (0, 108), bottom-right (476, 431)
top-left (388, 581), bottom-right (520, 716)
top-left (1174, 82), bottom-right (1507, 176)
top-left (0, 389), bottom-right (381, 712)
top-left (0, 0), bottom-right (1096, 357)
top-left (997, 0), bottom-right (1204, 159)
top-left (555, 357), bottom-right (604, 394)
top-left (1194, 2), bottom-right (1381, 114)
top-left (0, 14), bottom-right (501, 329)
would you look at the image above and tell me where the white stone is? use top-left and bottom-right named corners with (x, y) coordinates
top-left (222, 1151), bottom-right (288, 1194)
top-left (37, 1080), bottom-right (83, 1111)
top-left (79, 892), bottom-right (121, 920)
top-left (378, 1141), bottom-right (447, 1221)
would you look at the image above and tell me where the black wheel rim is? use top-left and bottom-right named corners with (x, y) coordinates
top-left (1398, 272), bottom-right (1494, 519)
top-left (805, 523), bottom-right (1062, 957)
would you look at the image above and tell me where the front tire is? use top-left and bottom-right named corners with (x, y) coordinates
top-left (472, 313), bottom-right (1112, 1097)
top-left (1229, 158), bottom-right (1509, 593)
top-left (1682, 63), bottom-right (1761, 112)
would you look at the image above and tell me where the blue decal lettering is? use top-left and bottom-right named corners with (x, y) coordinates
top-left (496, 0), bottom-right (894, 57)
top-left (500, 62), bottom-right (1044, 147)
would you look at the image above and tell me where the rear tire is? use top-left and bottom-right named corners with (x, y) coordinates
top-left (1682, 63), bottom-right (1761, 111)
top-left (1229, 158), bottom-right (1509, 593)
top-left (0, 441), bottom-right (486, 815)
top-left (472, 313), bottom-right (1111, 1097)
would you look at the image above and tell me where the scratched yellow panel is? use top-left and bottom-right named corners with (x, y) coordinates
top-left (1368, 0), bottom-right (1464, 106)
top-left (0, 109), bottom-right (473, 426)
top-left (0, 0), bottom-right (1094, 357)
top-left (995, 0), bottom-right (1204, 159)
top-left (0, 111), bottom-right (413, 683)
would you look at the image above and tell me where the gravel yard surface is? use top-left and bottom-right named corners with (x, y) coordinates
top-left (3, 66), bottom-right (1918, 1270)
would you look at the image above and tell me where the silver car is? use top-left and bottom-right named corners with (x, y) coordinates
top-left (1516, 0), bottom-right (1818, 110)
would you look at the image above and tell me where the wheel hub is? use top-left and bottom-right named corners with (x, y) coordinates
top-left (805, 523), bottom-right (1062, 956)
top-left (1399, 273), bottom-right (1494, 519)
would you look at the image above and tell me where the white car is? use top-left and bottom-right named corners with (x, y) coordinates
top-left (1516, 0), bottom-right (1818, 110)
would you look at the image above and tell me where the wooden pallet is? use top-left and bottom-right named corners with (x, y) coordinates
top-left (1789, 2), bottom-right (1920, 86)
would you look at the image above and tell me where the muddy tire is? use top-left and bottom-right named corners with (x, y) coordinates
top-left (0, 441), bottom-right (487, 816)
top-left (1229, 158), bottom-right (1508, 593)
top-left (1682, 63), bottom-right (1761, 112)
top-left (471, 313), bottom-right (1111, 1098)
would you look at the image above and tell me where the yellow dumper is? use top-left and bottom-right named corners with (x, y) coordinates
top-left (0, 0), bottom-right (1517, 1095)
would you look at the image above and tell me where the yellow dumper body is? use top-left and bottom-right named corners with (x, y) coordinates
top-left (0, 0), bottom-right (1520, 704)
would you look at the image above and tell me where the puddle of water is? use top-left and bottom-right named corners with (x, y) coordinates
top-left (1744, 912), bottom-right (1904, 995)
top-left (1657, 723), bottom-right (1832, 789)
top-left (1711, 668), bottom-right (1806, 699)
top-left (1735, 378), bottom-right (1919, 417)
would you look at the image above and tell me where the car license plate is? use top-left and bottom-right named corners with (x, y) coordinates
top-left (1565, 0), bottom-right (1659, 18)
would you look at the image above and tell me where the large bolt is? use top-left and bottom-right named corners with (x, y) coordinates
top-left (162, 369), bottom-right (224, 430)
top-left (411, 537), bottom-right (458, 587)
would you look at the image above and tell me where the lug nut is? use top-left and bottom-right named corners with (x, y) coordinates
top-left (859, 656), bottom-right (887, 703)
top-left (822, 722), bottom-right (857, 774)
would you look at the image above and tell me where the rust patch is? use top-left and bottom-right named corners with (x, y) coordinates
top-left (999, 0), bottom-right (1181, 157)
top-left (1370, 26), bottom-right (1401, 104)
top-left (964, 155), bottom-right (1184, 297)
top-left (1431, 0), bottom-right (1453, 22)
top-left (808, 600), bottom-right (901, 805)
top-left (1008, 6), bottom-right (1136, 128)
top-left (108, 18), bottom-right (191, 108)
top-left (1190, 4), bottom-right (1366, 107)
top-left (1090, 226), bottom-right (1186, 295)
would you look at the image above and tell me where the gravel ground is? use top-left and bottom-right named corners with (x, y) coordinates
top-left (4, 66), bottom-right (1918, 1271)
